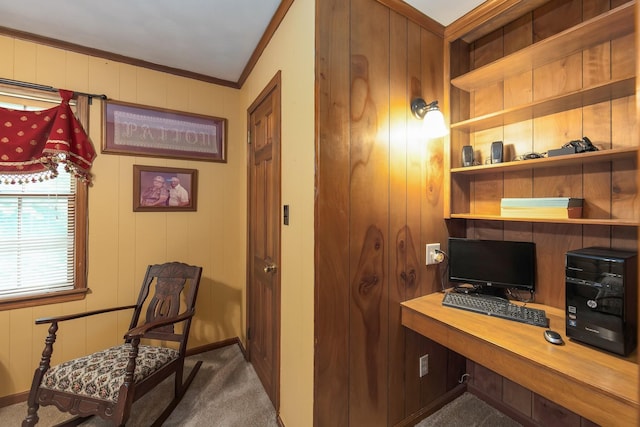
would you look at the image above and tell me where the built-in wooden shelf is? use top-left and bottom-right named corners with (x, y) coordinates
top-left (449, 213), bottom-right (638, 227)
top-left (450, 77), bottom-right (635, 133)
top-left (450, 1), bottom-right (635, 92)
top-left (450, 148), bottom-right (638, 224)
top-left (450, 147), bottom-right (638, 175)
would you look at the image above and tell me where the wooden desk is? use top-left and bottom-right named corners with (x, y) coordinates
top-left (401, 292), bottom-right (639, 427)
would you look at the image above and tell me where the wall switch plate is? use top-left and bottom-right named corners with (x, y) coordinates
top-left (426, 243), bottom-right (441, 265)
top-left (419, 354), bottom-right (429, 377)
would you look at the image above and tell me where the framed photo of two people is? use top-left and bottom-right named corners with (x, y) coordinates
top-left (133, 165), bottom-right (197, 212)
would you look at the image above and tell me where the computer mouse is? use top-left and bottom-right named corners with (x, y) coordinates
top-left (544, 329), bottom-right (564, 345)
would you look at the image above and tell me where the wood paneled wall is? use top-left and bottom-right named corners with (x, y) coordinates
top-left (467, 360), bottom-right (601, 426)
top-left (315, 0), bottom-right (464, 425)
top-left (316, 0), bottom-right (636, 426)
top-left (445, 0), bottom-right (638, 425)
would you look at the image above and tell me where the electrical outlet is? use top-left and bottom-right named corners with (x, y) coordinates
top-left (419, 354), bottom-right (429, 377)
top-left (426, 243), bottom-right (441, 265)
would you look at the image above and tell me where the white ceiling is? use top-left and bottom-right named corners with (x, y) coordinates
top-left (403, 0), bottom-right (486, 27)
top-left (0, 0), bottom-right (486, 85)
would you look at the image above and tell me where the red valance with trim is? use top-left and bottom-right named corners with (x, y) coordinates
top-left (0, 89), bottom-right (96, 184)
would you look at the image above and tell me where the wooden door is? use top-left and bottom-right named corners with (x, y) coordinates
top-left (247, 72), bottom-right (281, 410)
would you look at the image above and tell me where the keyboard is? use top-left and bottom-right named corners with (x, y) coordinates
top-left (442, 291), bottom-right (549, 328)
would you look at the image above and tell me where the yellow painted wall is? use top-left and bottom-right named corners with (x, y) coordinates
top-left (239, 0), bottom-right (315, 425)
top-left (0, 36), bottom-right (247, 397)
top-left (0, 1), bottom-right (315, 424)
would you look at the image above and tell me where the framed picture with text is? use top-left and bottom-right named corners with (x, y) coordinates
top-left (133, 165), bottom-right (198, 212)
top-left (103, 100), bottom-right (226, 162)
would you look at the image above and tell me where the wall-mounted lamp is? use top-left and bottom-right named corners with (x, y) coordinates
top-left (411, 98), bottom-right (448, 138)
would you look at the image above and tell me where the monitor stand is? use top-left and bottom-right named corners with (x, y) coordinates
top-left (474, 286), bottom-right (509, 300)
top-left (451, 283), bottom-right (509, 300)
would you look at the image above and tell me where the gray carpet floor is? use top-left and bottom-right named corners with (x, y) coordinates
top-left (2, 345), bottom-right (520, 427)
top-left (415, 392), bottom-right (522, 427)
top-left (0, 344), bottom-right (278, 427)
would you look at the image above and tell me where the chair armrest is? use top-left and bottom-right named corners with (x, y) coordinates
top-left (124, 308), bottom-right (196, 340)
top-left (35, 305), bottom-right (138, 325)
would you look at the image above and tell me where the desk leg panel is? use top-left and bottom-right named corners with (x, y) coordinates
top-left (401, 307), bottom-right (452, 348)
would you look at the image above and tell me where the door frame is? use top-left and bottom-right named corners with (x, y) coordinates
top-left (246, 70), bottom-right (282, 411)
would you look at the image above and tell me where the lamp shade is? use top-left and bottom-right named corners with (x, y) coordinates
top-left (411, 98), bottom-right (448, 139)
top-left (423, 108), bottom-right (448, 138)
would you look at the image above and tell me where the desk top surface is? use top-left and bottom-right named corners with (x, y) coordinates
top-left (401, 292), bottom-right (638, 424)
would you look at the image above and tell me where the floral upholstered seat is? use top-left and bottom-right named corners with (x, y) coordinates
top-left (41, 344), bottom-right (179, 403)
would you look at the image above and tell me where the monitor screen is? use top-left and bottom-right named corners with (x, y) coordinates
top-left (448, 237), bottom-right (536, 292)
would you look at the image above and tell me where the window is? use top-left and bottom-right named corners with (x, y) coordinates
top-left (0, 98), bottom-right (88, 310)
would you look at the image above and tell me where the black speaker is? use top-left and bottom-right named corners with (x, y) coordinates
top-left (491, 141), bottom-right (503, 164)
top-left (462, 145), bottom-right (474, 167)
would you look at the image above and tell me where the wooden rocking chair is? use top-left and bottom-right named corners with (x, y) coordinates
top-left (22, 261), bottom-right (203, 426)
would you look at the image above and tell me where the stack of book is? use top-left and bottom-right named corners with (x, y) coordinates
top-left (500, 197), bottom-right (583, 219)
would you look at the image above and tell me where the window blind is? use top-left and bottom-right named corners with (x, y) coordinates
top-left (0, 164), bottom-right (76, 297)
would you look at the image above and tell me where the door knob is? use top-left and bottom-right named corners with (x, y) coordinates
top-left (263, 263), bottom-right (277, 273)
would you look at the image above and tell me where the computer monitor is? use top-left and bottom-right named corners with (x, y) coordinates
top-left (447, 237), bottom-right (536, 296)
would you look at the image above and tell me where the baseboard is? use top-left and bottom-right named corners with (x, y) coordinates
top-left (0, 390), bottom-right (29, 409)
top-left (393, 383), bottom-right (467, 427)
top-left (185, 337), bottom-right (241, 357)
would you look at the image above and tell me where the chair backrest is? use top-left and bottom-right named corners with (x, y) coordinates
top-left (128, 262), bottom-right (202, 353)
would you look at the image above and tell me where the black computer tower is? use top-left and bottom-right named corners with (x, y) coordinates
top-left (565, 247), bottom-right (637, 356)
